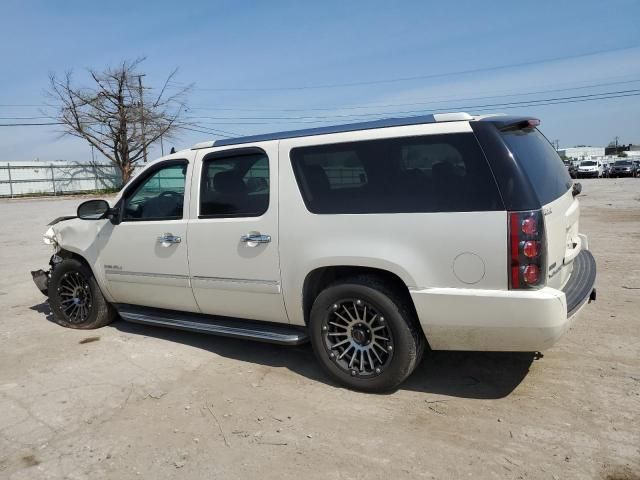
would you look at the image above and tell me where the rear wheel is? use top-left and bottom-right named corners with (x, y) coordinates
top-left (309, 276), bottom-right (425, 392)
top-left (48, 258), bottom-right (115, 329)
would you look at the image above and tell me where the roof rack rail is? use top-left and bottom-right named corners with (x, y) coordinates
top-left (191, 112), bottom-right (474, 149)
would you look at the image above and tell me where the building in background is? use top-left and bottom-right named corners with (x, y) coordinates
top-left (604, 143), bottom-right (640, 156)
top-left (558, 146), bottom-right (605, 160)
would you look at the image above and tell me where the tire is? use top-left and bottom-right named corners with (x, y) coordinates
top-left (48, 258), bottom-right (115, 329)
top-left (309, 275), bottom-right (425, 392)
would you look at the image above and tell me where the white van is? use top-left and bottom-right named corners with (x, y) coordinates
top-left (577, 159), bottom-right (603, 178)
top-left (32, 112), bottom-right (596, 392)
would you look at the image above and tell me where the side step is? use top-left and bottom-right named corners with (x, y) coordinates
top-left (116, 304), bottom-right (309, 346)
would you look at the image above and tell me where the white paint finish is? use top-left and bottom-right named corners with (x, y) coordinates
top-left (52, 218), bottom-right (115, 301)
top-left (277, 122), bottom-right (508, 326)
top-left (410, 286), bottom-right (570, 351)
top-left (44, 118), bottom-right (592, 353)
top-left (97, 157), bottom-right (197, 310)
top-left (186, 141), bottom-right (288, 323)
top-left (452, 252), bottom-right (486, 284)
top-left (191, 277), bottom-right (280, 294)
top-left (544, 188), bottom-right (581, 290)
top-left (98, 218), bottom-right (197, 311)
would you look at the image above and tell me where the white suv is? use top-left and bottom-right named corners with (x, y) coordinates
top-left (32, 112), bottom-right (597, 392)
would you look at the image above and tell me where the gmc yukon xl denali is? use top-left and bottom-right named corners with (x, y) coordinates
top-left (32, 112), bottom-right (596, 392)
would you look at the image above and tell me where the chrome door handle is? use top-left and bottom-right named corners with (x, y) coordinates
top-left (240, 233), bottom-right (271, 244)
top-left (157, 233), bottom-right (182, 245)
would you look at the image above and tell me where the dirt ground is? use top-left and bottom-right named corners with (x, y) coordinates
top-left (0, 179), bottom-right (638, 480)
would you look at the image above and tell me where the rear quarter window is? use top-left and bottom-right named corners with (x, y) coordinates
top-left (291, 133), bottom-right (504, 214)
top-left (500, 128), bottom-right (572, 206)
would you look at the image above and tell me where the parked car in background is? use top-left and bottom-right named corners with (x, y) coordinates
top-left (577, 160), bottom-right (603, 178)
top-left (31, 112), bottom-right (597, 392)
top-left (610, 159), bottom-right (637, 178)
top-left (564, 161), bottom-right (578, 179)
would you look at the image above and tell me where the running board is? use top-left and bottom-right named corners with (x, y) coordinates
top-left (115, 304), bottom-right (309, 346)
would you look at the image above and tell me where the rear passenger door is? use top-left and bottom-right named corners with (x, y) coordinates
top-left (187, 144), bottom-right (288, 323)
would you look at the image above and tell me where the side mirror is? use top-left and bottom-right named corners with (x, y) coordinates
top-left (77, 199), bottom-right (110, 220)
top-left (572, 182), bottom-right (582, 197)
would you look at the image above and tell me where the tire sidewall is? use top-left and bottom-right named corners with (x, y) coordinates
top-left (309, 282), bottom-right (418, 392)
top-left (49, 258), bottom-right (104, 329)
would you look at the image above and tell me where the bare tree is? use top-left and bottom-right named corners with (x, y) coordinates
top-left (47, 58), bottom-right (191, 183)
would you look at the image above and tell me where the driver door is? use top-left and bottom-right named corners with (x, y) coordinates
top-left (98, 159), bottom-right (199, 312)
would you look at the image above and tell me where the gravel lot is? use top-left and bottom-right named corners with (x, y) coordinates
top-left (0, 179), bottom-right (638, 480)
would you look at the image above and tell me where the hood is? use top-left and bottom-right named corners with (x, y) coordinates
top-left (48, 215), bottom-right (77, 226)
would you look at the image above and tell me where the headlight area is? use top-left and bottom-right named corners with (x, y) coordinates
top-left (34, 227), bottom-right (61, 296)
top-left (42, 227), bottom-right (58, 247)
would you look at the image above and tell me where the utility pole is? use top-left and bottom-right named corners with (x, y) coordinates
top-left (137, 74), bottom-right (148, 163)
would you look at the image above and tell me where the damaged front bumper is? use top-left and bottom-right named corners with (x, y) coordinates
top-left (31, 253), bottom-right (62, 297)
top-left (31, 269), bottom-right (50, 296)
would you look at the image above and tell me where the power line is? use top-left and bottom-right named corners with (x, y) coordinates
top-left (190, 91), bottom-right (640, 127)
top-left (2, 90), bottom-right (639, 130)
top-left (182, 126), bottom-right (235, 138)
top-left (175, 45), bottom-right (640, 92)
top-left (0, 116), bottom-right (52, 120)
top-left (0, 122), bottom-right (63, 126)
top-left (186, 77), bottom-right (640, 112)
top-left (4, 77), bottom-right (639, 118)
top-left (183, 88), bottom-right (640, 124)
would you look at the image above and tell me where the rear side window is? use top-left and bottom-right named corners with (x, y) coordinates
top-left (200, 152), bottom-right (269, 218)
top-left (291, 133), bottom-right (503, 214)
top-left (500, 128), bottom-right (571, 205)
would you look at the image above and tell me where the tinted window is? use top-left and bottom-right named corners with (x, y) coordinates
top-left (291, 133), bottom-right (503, 214)
top-left (500, 128), bottom-right (571, 205)
top-left (615, 160), bottom-right (631, 166)
top-left (123, 163), bottom-right (186, 220)
top-left (200, 152), bottom-right (269, 217)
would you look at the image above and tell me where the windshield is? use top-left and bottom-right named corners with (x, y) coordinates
top-left (500, 128), bottom-right (571, 205)
top-left (581, 161), bottom-right (596, 166)
top-left (615, 160), bottom-right (631, 166)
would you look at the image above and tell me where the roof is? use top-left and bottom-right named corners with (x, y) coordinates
top-left (191, 112), bottom-right (478, 149)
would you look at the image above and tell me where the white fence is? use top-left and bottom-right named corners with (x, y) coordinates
top-left (0, 162), bottom-right (122, 197)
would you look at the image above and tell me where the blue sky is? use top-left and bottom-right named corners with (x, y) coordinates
top-left (1, 0), bottom-right (639, 161)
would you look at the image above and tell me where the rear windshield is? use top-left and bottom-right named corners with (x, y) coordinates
top-left (500, 128), bottom-right (571, 205)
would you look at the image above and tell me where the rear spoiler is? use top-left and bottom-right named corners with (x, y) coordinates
top-left (477, 116), bottom-right (541, 132)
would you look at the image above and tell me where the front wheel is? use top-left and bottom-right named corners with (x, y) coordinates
top-left (48, 258), bottom-right (115, 329)
top-left (309, 276), bottom-right (425, 392)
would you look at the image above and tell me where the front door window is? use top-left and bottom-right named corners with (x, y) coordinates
top-left (123, 164), bottom-right (186, 221)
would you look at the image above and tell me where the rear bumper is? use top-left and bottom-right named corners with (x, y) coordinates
top-left (563, 249), bottom-right (596, 317)
top-left (411, 250), bottom-right (596, 352)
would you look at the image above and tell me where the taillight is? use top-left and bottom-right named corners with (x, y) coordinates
top-left (509, 210), bottom-right (546, 289)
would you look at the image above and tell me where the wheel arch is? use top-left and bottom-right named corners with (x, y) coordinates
top-left (55, 248), bottom-right (115, 303)
top-left (301, 265), bottom-right (419, 327)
